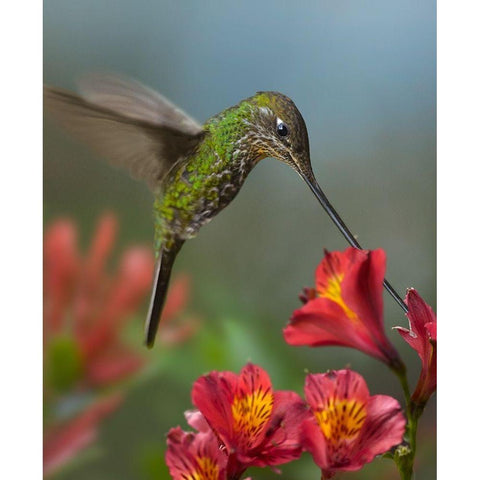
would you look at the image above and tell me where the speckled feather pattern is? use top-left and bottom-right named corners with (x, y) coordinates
top-left (153, 92), bottom-right (310, 254)
top-left (155, 96), bottom-right (258, 251)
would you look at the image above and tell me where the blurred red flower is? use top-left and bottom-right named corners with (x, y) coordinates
top-left (44, 214), bottom-right (153, 390)
top-left (43, 393), bottom-right (122, 477)
top-left (394, 289), bottom-right (437, 406)
top-left (301, 369), bottom-right (405, 479)
top-left (190, 363), bottom-right (308, 479)
top-left (44, 214), bottom-right (195, 476)
top-left (283, 248), bottom-right (402, 369)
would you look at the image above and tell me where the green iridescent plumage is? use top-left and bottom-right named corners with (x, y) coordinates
top-left (154, 97), bottom-right (259, 252)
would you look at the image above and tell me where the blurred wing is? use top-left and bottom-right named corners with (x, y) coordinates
top-left (77, 73), bottom-right (202, 135)
top-left (44, 78), bottom-right (204, 191)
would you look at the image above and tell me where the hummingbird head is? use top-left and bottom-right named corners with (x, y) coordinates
top-left (248, 91), bottom-right (315, 183)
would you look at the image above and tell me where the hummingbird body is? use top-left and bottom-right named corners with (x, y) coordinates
top-left (147, 94), bottom-right (299, 346)
top-left (154, 96), bottom-right (266, 250)
top-left (45, 73), bottom-right (407, 348)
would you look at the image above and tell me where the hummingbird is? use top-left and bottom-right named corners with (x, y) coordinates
top-left (44, 73), bottom-right (407, 348)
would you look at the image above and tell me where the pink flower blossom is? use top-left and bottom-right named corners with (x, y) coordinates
top-left (191, 363), bottom-right (308, 478)
top-left (166, 423), bottom-right (227, 480)
top-left (394, 289), bottom-right (437, 405)
top-left (301, 369), bottom-right (405, 479)
top-left (44, 214), bottom-right (153, 389)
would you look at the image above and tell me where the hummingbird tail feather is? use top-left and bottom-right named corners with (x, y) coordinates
top-left (144, 243), bottom-right (182, 348)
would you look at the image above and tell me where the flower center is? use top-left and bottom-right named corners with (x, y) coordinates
top-left (188, 456), bottom-right (220, 480)
top-left (315, 398), bottom-right (366, 447)
top-left (318, 273), bottom-right (357, 320)
top-left (231, 389), bottom-right (274, 446)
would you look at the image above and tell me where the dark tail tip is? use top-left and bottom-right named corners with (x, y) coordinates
top-left (145, 321), bottom-right (157, 348)
top-left (144, 243), bottom-right (182, 348)
top-left (145, 336), bottom-right (155, 350)
top-left (144, 258), bottom-right (171, 349)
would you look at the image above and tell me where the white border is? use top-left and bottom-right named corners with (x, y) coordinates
top-left (437, 2), bottom-right (479, 479)
top-left (2, 2), bottom-right (43, 477)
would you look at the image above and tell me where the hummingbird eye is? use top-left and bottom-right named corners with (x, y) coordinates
top-left (276, 119), bottom-right (289, 137)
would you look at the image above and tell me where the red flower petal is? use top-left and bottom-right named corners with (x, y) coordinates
top-left (249, 390), bottom-right (308, 467)
top-left (350, 395), bottom-right (406, 468)
top-left (285, 248), bottom-right (400, 367)
top-left (72, 214), bottom-right (118, 342)
top-left (301, 416), bottom-right (330, 472)
top-left (84, 345), bottom-right (144, 386)
top-left (161, 274), bottom-right (190, 323)
top-left (192, 364), bottom-right (306, 472)
top-left (394, 289), bottom-right (437, 404)
top-left (340, 249), bottom-right (385, 338)
top-left (77, 246), bottom-right (154, 359)
top-left (426, 322), bottom-right (436, 342)
top-left (166, 427), bottom-right (227, 480)
top-left (404, 288), bottom-right (436, 367)
top-left (44, 220), bottom-right (79, 334)
top-left (302, 370), bottom-right (405, 474)
top-left (83, 213), bottom-right (117, 292)
top-left (315, 249), bottom-right (353, 296)
top-left (304, 370), bottom-right (369, 412)
top-left (192, 370), bottom-right (238, 452)
top-left (284, 297), bottom-right (388, 362)
top-left (159, 316), bottom-right (199, 346)
top-left (193, 364), bottom-right (275, 452)
top-left (43, 393), bottom-right (123, 476)
top-left (185, 410), bottom-right (211, 433)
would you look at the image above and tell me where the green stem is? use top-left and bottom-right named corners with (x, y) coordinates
top-left (408, 402), bottom-right (426, 455)
top-left (390, 364), bottom-right (425, 480)
top-left (393, 363), bottom-right (412, 424)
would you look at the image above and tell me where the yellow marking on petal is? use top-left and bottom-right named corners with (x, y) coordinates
top-left (318, 273), bottom-right (358, 321)
top-left (315, 398), bottom-right (366, 446)
top-left (231, 389), bottom-right (274, 445)
top-left (193, 456), bottom-right (220, 480)
top-left (183, 456), bottom-right (220, 480)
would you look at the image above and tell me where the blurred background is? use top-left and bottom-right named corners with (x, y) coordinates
top-left (44, 1), bottom-right (436, 479)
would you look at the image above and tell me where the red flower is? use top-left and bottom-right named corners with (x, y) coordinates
top-left (43, 214), bottom-right (153, 475)
top-left (301, 369), bottom-right (405, 479)
top-left (284, 248), bottom-right (402, 369)
top-left (44, 214), bottom-right (197, 475)
top-left (192, 363), bottom-right (308, 479)
top-left (44, 214), bottom-right (154, 389)
top-left (43, 393), bottom-right (122, 477)
top-left (394, 289), bottom-right (437, 405)
top-left (166, 418), bottom-right (228, 480)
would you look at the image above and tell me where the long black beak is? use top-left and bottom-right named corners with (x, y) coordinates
top-left (300, 172), bottom-right (408, 313)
